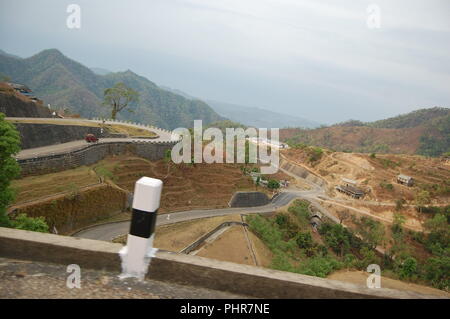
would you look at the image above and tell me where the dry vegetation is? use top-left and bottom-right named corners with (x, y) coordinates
top-left (11, 166), bottom-right (99, 204)
top-left (196, 226), bottom-right (256, 266)
top-left (10, 184), bottom-right (127, 234)
top-left (283, 148), bottom-right (450, 204)
top-left (152, 214), bottom-right (243, 252)
top-left (9, 155), bottom-right (259, 231)
top-left (97, 155), bottom-right (257, 212)
top-left (280, 125), bottom-right (424, 155)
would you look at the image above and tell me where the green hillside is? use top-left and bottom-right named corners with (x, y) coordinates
top-left (0, 49), bottom-right (223, 129)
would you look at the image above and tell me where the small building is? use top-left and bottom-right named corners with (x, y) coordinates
top-left (342, 178), bottom-right (358, 186)
top-left (335, 184), bottom-right (365, 199)
top-left (7, 82), bottom-right (32, 94)
top-left (309, 211), bottom-right (323, 230)
top-left (397, 174), bottom-right (414, 187)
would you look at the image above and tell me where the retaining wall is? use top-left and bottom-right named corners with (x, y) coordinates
top-left (9, 184), bottom-right (128, 234)
top-left (18, 141), bottom-right (176, 177)
top-left (13, 123), bottom-right (126, 149)
top-left (0, 93), bottom-right (52, 118)
top-left (280, 159), bottom-right (327, 187)
top-left (0, 227), bottom-right (441, 299)
top-left (180, 221), bottom-right (247, 254)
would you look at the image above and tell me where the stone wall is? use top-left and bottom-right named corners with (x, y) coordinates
top-left (0, 93), bottom-right (52, 118)
top-left (280, 159), bottom-right (327, 187)
top-left (18, 141), bottom-right (175, 177)
top-left (13, 123), bottom-right (126, 149)
top-left (10, 184), bottom-right (128, 234)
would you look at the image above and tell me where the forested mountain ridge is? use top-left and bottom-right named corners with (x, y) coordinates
top-left (333, 107), bottom-right (449, 129)
top-left (0, 49), bottom-right (223, 129)
top-left (281, 107), bottom-right (450, 157)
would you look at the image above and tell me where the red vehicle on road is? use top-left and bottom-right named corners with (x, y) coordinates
top-left (85, 134), bottom-right (99, 143)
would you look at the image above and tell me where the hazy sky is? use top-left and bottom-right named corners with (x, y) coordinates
top-left (1, 0), bottom-right (449, 123)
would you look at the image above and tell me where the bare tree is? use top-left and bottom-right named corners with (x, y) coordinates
top-left (337, 209), bottom-right (350, 225)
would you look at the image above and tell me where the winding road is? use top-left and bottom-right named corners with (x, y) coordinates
top-left (8, 118), bottom-right (177, 160)
top-left (73, 161), bottom-right (338, 241)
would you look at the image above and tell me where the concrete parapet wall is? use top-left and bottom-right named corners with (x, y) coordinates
top-left (0, 227), bottom-right (441, 299)
top-left (17, 141), bottom-right (176, 177)
top-left (280, 159), bottom-right (327, 187)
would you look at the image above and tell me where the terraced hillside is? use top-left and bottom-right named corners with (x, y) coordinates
top-left (98, 156), bottom-right (257, 212)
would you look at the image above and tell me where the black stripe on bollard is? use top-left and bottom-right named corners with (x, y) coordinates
top-left (129, 208), bottom-right (158, 238)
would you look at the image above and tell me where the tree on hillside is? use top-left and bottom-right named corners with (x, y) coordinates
top-left (0, 113), bottom-right (21, 227)
top-left (0, 114), bottom-right (50, 233)
top-left (103, 82), bottom-right (139, 120)
top-left (415, 190), bottom-right (431, 212)
top-left (337, 210), bottom-right (350, 225)
top-left (354, 216), bottom-right (386, 250)
top-left (267, 179), bottom-right (280, 190)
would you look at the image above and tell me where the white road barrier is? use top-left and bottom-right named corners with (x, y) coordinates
top-left (119, 177), bottom-right (163, 280)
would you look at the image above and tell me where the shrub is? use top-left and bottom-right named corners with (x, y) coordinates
top-left (267, 179), bottom-right (280, 190)
top-left (95, 165), bottom-right (115, 181)
top-left (380, 181), bottom-right (394, 191)
top-left (11, 213), bottom-right (49, 233)
top-left (297, 256), bottom-right (343, 278)
top-left (275, 214), bottom-right (288, 227)
top-left (424, 256), bottom-right (450, 290)
top-left (296, 232), bottom-right (313, 249)
top-left (355, 246), bottom-right (381, 270)
top-left (308, 147), bottom-right (323, 162)
top-left (395, 199), bottom-right (406, 211)
top-left (396, 256), bottom-right (417, 280)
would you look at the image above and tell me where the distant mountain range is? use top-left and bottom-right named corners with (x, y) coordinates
top-left (0, 49), bottom-right (223, 129)
top-left (206, 99), bottom-right (320, 129)
top-left (281, 107), bottom-right (450, 157)
top-left (160, 85), bottom-right (319, 129)
top-left (90, 67), bottom-right (112, 76)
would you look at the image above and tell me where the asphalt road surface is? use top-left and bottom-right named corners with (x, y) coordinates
top-left (73, 164), bottom-right (338, 242)
top-left (8, 118), bottom-right (176, 160)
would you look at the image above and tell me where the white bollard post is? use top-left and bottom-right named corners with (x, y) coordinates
top-left (119, 177), bottom-right (163, 280)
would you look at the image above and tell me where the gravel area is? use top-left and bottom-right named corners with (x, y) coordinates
top-left (0, 258), bottom-right (248, 299)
